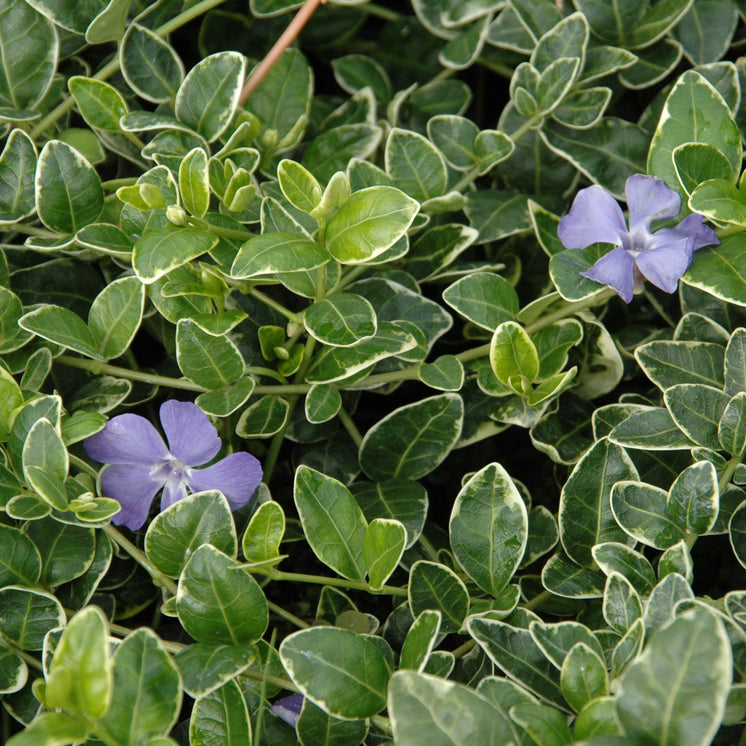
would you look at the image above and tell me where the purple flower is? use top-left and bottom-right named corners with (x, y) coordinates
top-left (84, 400), bottom-right (262, 531)
top-left (557, 174), bottom-right (719, 303)
top-left (270, 693), bottom-right (304, 728)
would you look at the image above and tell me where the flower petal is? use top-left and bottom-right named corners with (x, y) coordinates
top-left (85, 414), bottom-right (169, 465)
top-left (558, 185), bottom-right (628, 249)
top-left (160, 476), bottom-right (189, 512)
top-left (582, 247), bottom-right (636, 303)
top-left (669, 212), bottom-right (719, 250)
top-left (187, 452), bottom-right (263, 511)
top-left (100, 463), bottom-right (163, 531)
top-left (635, 242), bottom-right (694, 294)
top-left (160, 400), bottom-right (221, 466)
top-left (270, 694), bottom-right (304, 728)
top-left (625, 174), bottom-right (680, 231)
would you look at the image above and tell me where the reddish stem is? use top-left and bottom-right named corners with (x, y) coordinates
top-left (238, 0), bottom-right (326, 106)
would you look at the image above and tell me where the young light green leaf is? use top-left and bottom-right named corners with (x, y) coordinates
top-left (231, 233), bottom-right (329, 279)
top-left (325, 186), bottom-right (419, 264)
top-left (68, 77), bottom-right (128, 131)
top-left (363, 518), bottom-right (406, 590)
top-left (178, 147), bottom-right (209, 218)
top-left (242, 500), bottom-right (285, 564)
top-left (22, 418), bottom-right (68, 511)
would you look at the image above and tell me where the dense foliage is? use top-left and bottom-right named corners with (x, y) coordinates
top-left (2, 0), bottom-right (746, 743)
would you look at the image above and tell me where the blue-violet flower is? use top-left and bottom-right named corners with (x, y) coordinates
top-left (270, 693), bottom-right (304, 728)
top-left (557, 173), bottom-right (719, 303)
top-left (84, 399), bottom-right (262, 531)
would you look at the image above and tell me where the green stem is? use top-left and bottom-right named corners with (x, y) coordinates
top-left (56, 355), bottom-right (205, 392)
top-left (642, 288), bottom-right (677, 328)
top-left (251, 567), bottom-right (408, 597)
top-left (3, 223), bottom-right (59, 238)
top-left (336, 406), bottom-right (363, 448)
top-left (524, 288), bottom-right (615, 334)
top-left (249, 288), bottom-right (304, 325)
top-left (451, 639), bottom-right (476, 660)
top-left (70, 453), bottom-right (99, 480)
top-left (268, 600), bottom-right (310, 629)
top-left (104, 525), bottom-right (178, 595)
top-left (509, 114), bottom-right (544, 144)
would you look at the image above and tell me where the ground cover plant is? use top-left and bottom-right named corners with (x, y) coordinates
top-left (3, 0), bottom-right (746, 743)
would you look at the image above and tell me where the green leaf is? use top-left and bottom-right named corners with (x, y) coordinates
top-left (87, 276), bottom-right (145, 360)
top-left (178, 147), bottom-right (209, 218)
top-left (352, 479), bottom-right (427, 549)
top-left (96, 628), bottom-right (182, 745)
top-left (277, 158), bottom-right (323, 213)
top-left (5, 712), bottom-right (86, 746)
top-left (304, 123), bottom-right (383, 183)
top-left (552, 86), bottom-right (611, 129)
top-left (297, 697), bottom-right (368, 745)
top-left (490, 321), bottom-right (540, 392)
top-left (231, 233), bottom-right (329, 279)
top-left (388, 670), bottom-right (514, 746)
top-left (464, 190), bottom-right (530, 242)
top-left (418, 355), bottom-right (465, 391)
top-left (26, 519), bottom-right (95, 587)
top-left (648, 70), bottom-right (741, 197)
top-left (559, 439), bottom-right (638, 567)
top-left (190, 679), bottom-right (251, 743)
top-left (120, 23), bottom-right (184, 104)
top-left (176, 544), bottom-right (268, 644)
top-left (674, 143), bottom-right (735, 199)
top-left (304, 384), bottom-right (342, 424)
top-left (635, 340), bottom-right (725, 390)
top-left (529, 620), bottom-right (605, 670)
top-left (405, 223), bottom-right (479, 281)
top-left (280, 627), bottom-right (391, 718)
top-left (400, 610), bottom-right (441, 671)
top-left (195, 377), bottom-right (255, 417)
top-left (36, 140), bottom-right (103, 234)
top-left (450, 462), bottom-right (528, 596)
top-left (175, 642), bottom-right (255, 699)
top-left (0, 0), bottom-right (57, 110)
top-left (664, 383), bottom-right (729, 449)
top-left (608, 407), bottom-right (695, 450)
top-left (540, 554), bottom-right (605, 599)
top-left (672, 0), bottom-right (739, 65)
top-left (617, 607), bottom-right (731, 746)
top-left (359, 393), bottom-right (463, 481)
top-left (683, 233), bottom-right (746, 307)
top-left (22, 418), bottom-right (68, 511)
top-left (468, 617), bottom-right (565, 708)
top-left (0, 129), bottom-right (37, 223)
top-left (364, 518), bottom-right (406, 590)
top-left (385, 128), bottom-right (447, 201)
top-left (443, 272), bottom-right (519, 330)
top-left (176, 318), bottom-right (244, 389)
top-left (175, 52), bottom-right (245, 142)
top-left (304, 293), bottom-right (377, 347)
top-left (145, 491), bottom-right (237, 578)
top-left (245, 48), bottom-right (312, 144)
top-left (591, 542), bottom-right (656, 595)
top-left (0, 640), bottom-right (27, 695)
top-left (133, 225), bottom-right (218, 284)
top-left (602, 572), bottom-right (642, 634)
top-left (0, 587), bottom-right (64, 650)
top-left (0, 366), bottom-right (23, 441)
top-left (719, 391), bottom-right (746, 456)
top-left (667, 460), bottom-right (718, 535)
top-left (44, 607), bottom-right (111, 720)
top-left (19, 305), bottom-right (101, 360)
top-left (0, 524), bottom-right (41, 587)
top-left (542, 118), bottom-right (648, 199)
top-left (85, 0), bottom-right (130, 43)
top-left (294, 465), bottom-right (367, 581)
top-left (68, 77), bottom-right (128, 131)
top-left (409, 560), bottom-right (469, 635)
top-left (426, 114), bottom-right (480, 171)
top-left (611, 481), bottom-right (687, 549)
top-left (242, 500), bottom-right (285, 564)
top-left (235, 395), bottom-right (290, 437)
top-left (325, 186), bottom-right (419, 265)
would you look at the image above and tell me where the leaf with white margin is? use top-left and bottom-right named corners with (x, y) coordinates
top-left (616, 606), bottom-right (731, 746)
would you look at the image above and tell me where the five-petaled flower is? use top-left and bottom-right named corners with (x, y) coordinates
top-left (557, 173), bottom-right (719, 303)
top-left (85, 400), bottom-right (262, 531)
